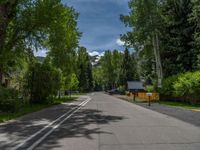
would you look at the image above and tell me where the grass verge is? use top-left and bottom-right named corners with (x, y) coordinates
top-left (159, 101), bottom-right (200, 110)
top-left (0, 95), bottom-right (79, 123)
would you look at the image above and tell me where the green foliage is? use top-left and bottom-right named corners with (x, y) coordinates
top-left (161, 75), bottom-right (179, 96)
top-left (159, 101), bottom-right (200, 110)
top-left (120, 0), bottom-right (163, 86)
top-left (77, 47), bottom-right (93, 92)
top-left (0, 87), bottom-right (22, 112)
top-left (100, 50), bottom-right (115, 89)
top-left (93, 67), bottom-right (104, 91)
top-left (121, 0), bottom-right (200, 83)
top-left (138, 49), bottom-right (156, 85)
top-left (146, 85), bottom-right (154, 92)
top-left (25, 61), bottom-right (61, 103)
top-left (117, 85), bottom-right (126, 94)
top-left (190, 0), bottom-right (200, 44)
top-left (160, 71), bottom-right (200, 104)
top-left (120, 0), bottom-right (162, 47)
top-left (173, 71), bottom-right (200, 97)
top-left (66, 73), bottom-right (79, 91)
top-left (97, 49), bottom-right (138, 90)
top-left (0, 0), bottom-right (80, 87)
top-left (161, 0), bottom-right (199, 76)
top-left (119, 48), bottom-right (139, 88)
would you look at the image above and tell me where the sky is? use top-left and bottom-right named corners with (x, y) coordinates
top-left (35, 0), bottom-right (130, 57)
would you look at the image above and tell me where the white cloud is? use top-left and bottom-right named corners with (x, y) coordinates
top-left (88, 51), bottom-right (105, 57)
top-left (88, 51), bottom-right (100, 56)
top-left (99, 51), bottom-right (105, 57)
top-left (116, 38), bottom-right (125, 46)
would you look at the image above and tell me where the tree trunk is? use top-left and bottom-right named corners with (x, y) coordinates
top-left (155, 32), bottom-right (163, 87)
top-left (0, 0), bottom-right (18, 52)
top-left (0, 67), bottom-right (3, 85)
top-left (152, 32), bottom-right (163, 88)
top-left (0, 0), bottom-right (18, 85)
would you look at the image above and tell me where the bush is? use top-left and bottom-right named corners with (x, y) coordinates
top-left (160, 71), bottom-right (200, 104)
top-left (173, 71), bottom-right (200, 97)
top-left (161, 75), bottom-right (179, 96)
top-left (117, 85), bottom-right (126, 94)
top-left (0, 87), bottom-right (22, 112)
top-left (146, 85), bottom-right (154, 92)
top-left (24, 61), bottom-right (62, 104)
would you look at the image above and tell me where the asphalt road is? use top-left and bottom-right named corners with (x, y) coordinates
top-left (0, 92), bottom-right (200, 150)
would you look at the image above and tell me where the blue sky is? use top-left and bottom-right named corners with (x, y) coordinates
top-left (35, 0), bottom-right (130, 56)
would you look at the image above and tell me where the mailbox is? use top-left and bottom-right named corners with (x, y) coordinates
top-left (146, 93), bottom-right (152, 106)
top-left (146, 93), bottom-right (152, 96)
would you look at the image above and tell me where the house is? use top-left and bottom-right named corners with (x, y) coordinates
top-left (127, 81), bottom-right (145, 92)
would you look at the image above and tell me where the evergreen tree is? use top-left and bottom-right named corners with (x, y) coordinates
top-left (161, 0), bottom-right (199, 76)
top-left (77, 47), bottom-right (93, 92)
top-left (100, 50), bottom-right (115, 89)
top-left (119, 48), bottom-right (138, 89)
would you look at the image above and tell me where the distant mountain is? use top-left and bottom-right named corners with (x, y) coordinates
top-left (89, 55), bottom-right (101, 66)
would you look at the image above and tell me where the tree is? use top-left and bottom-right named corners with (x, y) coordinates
top-left (119, 48), bottom-right (138, 89)
top-left (0, 0), bottom-right (80, 86)
top-left (0, 0), bottom-right (22, 85)
top-left (120, 0), bottom-right (163, 87)
top-left (100, 50), bottom-right (115, 89)
top-left (64, 73), bottom-right (79, 91)
top-left (190, 0), bottom-right (200, 70)
top-left (190, 0), bottom-right (200, 45)
top-left (112, 50), bottom-right (123, 87)
top-left (160, 0), bottom-right (199, 76)
top-left (0, 0), bottom-right (18, 52)
top-left (137, 45), bottom-right (156, 85)
top-left (77, 47), bottom-right (93, 92)
top-left (93, 67), bottom-right (104, 91)
top-left (25, 60), bottom-right (61, 103)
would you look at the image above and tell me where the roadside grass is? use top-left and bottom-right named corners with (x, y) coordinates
top-left (159, 101), bottom-right (200, 110)
top-left (53, 96), bottom-right (78, 104)
top-left (0, 95), bottom-right (81, 123)
top-left (114, 94), bottom-right (200, 111)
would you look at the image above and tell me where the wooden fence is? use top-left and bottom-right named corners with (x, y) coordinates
top-left (130, 92), bottom-right (160, 101)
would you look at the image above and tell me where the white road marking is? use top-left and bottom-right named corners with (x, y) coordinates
top-left (11, 98), bottom-right (90, 150)
top-left (27, 98), bottom-right (91, 150)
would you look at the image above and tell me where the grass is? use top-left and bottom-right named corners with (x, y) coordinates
top-left (159, 101), bottom-right (200, 110)
top-left (0, 95), bottom-right (79, 123)
top-left (114, 94), bottom-right (200, 111)
top-left (53, 96), bottom-right (78, 104)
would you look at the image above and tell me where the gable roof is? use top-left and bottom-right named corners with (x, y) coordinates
top-left (127, 81), bottom-right (145, 90)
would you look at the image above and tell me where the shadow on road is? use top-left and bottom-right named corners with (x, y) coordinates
top-left (0, 103), bottom-right (125, 149)
top-left (0, 104), bottom-right (82, 148)
top-left (36, 108), bottom-right (125, 149)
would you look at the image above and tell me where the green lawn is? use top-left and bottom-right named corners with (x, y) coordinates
top-left (0, 96), bottom-right (79, 123)
top-left (159, 101), bottom-right (200, 110)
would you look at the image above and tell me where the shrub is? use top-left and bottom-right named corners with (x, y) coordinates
top-left (146, 85), bottom-right (154, 92)
top-left (0, 87), bottom-right (22, 112)
top-left (160, 75), bottom-right (179, 96)
top-left (24, 61), bottom-right (62, 104)
top-left (160, 71), bottom-right (200, 104)
top-left (118, 85), bottom-right (126, 94)
top-left (173, 71), bottom-right (200, 97)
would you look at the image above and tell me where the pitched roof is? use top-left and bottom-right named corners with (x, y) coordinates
top-left (127, 81), bottom-right (145, 90)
